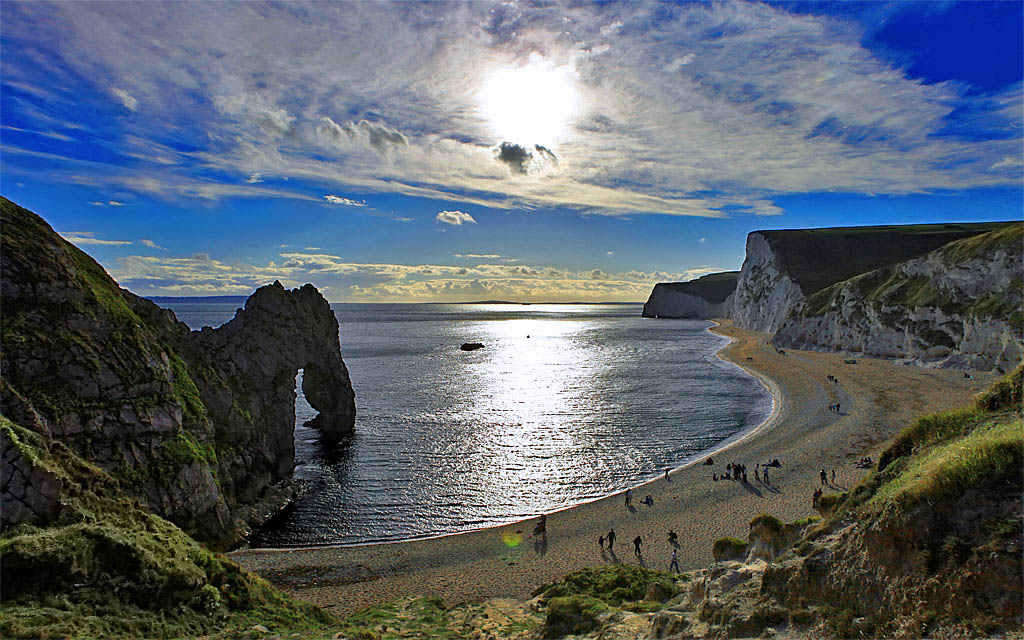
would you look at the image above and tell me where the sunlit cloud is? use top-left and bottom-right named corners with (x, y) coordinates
top-left (140, 238), bottom-right (166, 250)
top-left (1, 0), bottom-right (1016, 220)
top-left (110, 87), bottom-right (138, 111)
top-left (455, 253), bottom-right (501, 259)
top-left (60, 231), bottom-right (132, 246)
top-left (323, 194), bottom-right (367, 206)
top-left (436, 210), bottom-right (476, 226)
top-left (108, 250), bottom-right (720, 302)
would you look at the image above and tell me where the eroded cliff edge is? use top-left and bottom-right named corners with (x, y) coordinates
top-left (644, 221), bottom-right (1020, 369)
top-left (0, 197), bottom-right (355, 549)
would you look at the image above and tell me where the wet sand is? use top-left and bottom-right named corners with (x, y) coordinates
top-left (230, 320), bottom-right (993, 617)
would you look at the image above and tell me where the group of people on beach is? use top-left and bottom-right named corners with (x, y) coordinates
top-left (709, 458), bottom-right (780, 485)
top-left (596, 527), bottom-right (682, 573)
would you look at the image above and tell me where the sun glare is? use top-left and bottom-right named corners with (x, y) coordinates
top-left (478, 55), bottom-right (581, 148)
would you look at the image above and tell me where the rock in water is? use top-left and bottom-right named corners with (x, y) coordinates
top-left (0, 197), bottom-right (355, 548)
top-left (460, 342), bottom-right (485, 351)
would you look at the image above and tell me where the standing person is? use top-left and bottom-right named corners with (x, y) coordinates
top-left (598, 535), bottom-right (605, 550)
top-left (831, 469), bottom-right (836, 484)
top-left (763, 467), bottom-right (769, 484)
top-left (820, 469), bottom-right (827, 486)
top-left (633, 535), bottom-right (643, 558)
top-left (665, 468), bottom-right (670, 481)
top-left (755, 466), bottom-right (760, 482)
top-left (607, 529), bottom-right (616, 551)
top-left (669, 548), bottom-right (679, 573)
top-left (625, 488), bottom-right (632, 508)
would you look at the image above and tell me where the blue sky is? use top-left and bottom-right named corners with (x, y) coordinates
top-left (2, 0), bottom-right (1021, 302)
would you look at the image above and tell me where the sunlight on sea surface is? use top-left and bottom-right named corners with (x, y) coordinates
top-left (162, 302), bottom-right (771, 546)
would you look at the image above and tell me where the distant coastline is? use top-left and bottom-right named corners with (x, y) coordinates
top-left (146, 296), bottom-right (645, 306)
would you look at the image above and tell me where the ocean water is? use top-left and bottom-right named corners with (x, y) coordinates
top-left (161, 302), bottom-right (771, 547)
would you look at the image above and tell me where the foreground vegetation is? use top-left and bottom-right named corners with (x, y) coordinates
top-left (3, 365), bottom-right (1019, 638)
top-left (0, 417), bottom-right (335, 639)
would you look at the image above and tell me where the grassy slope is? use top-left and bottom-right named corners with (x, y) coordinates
top-left (0, 416), bottom-right (336, 639)
top-left (799, 223), bottom-right (1024, 331)
top-left (760, 221), bottom-right (1014, 297)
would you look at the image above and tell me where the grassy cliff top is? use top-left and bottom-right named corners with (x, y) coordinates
top-left (757, 221), bottom-right (1015, 296)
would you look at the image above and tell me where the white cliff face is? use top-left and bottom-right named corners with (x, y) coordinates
top-left (642, 283), bottom-right (728, 318)
top-left (773, 230), bottom-right (1023, 370)
top-left (729, 233), bottom-right (806, 333)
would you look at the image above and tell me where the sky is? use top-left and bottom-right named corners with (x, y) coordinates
top-left (2, 0), bottom-right (1021, 303)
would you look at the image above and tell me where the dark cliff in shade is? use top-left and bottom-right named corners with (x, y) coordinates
top-left (641, 271), bottom-right (738, 319)
top-left (0, 197), bottom-right (355, 549)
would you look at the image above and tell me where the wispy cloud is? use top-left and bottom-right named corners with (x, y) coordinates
top-left (60, 231), bottom-right (132, 246)
top-left (110, 87), bottom-right (138, 111)
top-left (140, 238), bottom-right (166, 250)
top-left (1, 1), bottom-right (1019, 219)
top-left (454, 253), bottom-right (501, 259)
top-left (436, 210), bottom-right (476, 226)
top-left (323, 195), bottom-right (367, 206)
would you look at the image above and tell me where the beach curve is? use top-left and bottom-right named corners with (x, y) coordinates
top-left (230, 320), bottom-right (993, 617)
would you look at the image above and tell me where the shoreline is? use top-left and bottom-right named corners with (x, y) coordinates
top-left (231, 320), bottom-right (993, 617)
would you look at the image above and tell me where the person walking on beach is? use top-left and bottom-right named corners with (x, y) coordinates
top-left (599, 535), bottom-right (605, 550)
top-left (755, 465), bottom-right (760, 482)
top-left (820, 468), bottom-right (827, 486)
top-left (607, 529), bottom-right (616, 551)
top-left (763, 467), bottom-right (769, 484)
top-left (665, 468), bottom-right (670, 481)
top-left (669, 548), bottom-right (679, 573)
top-left (633, 535), bottom-right (643, 558)
top-left (831, 469), bottom-right (836, 484)
top-left (625, 489), bottom-right (632, 508)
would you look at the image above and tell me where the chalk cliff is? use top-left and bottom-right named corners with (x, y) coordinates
top-left (773, 224), bottom-right (1023, 369)
top-left (641, 271), bottom-right (738, 319)
top-left (0, 197), bottom-right (355, 548)
top-left (729, 223), bottom-right (1010, 334)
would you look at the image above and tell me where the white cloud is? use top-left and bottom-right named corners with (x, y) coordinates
top-left (109, 250), bottom-right (710, 302)
top-left (323, 195), bottom-right (367, 206)
top-left (2, 1), bottom-right (1019, 219)
top-left (60, 231), bottom-right (132, 246)
top-left (305, 246), bottom-right (321, 251)
top-left (140, 238), bottom-right (167, 250)
top-left (436, 210), bottom-right (476, 226)
top-left (108, 200), bottom-right (124, 206)
top-left (454, 253), bottom-right (500, 259)
top-left (606, 251), bottom-right (615, 256)
top-left (110, 87), bottom-right (138, 111)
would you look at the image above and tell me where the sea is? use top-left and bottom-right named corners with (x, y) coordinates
top-left (157, 301), bottom-right (772, 547)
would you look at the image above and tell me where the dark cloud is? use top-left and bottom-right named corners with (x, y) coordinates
top-left (534, 144), bottom-right (557, 162)
top-left (495, 141), bottom-right (531, 173)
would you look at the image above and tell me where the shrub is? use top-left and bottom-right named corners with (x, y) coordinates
top-left (712, 537), bottom-right (749, 561)
top-left (543, 596), bottom-right (608, 638)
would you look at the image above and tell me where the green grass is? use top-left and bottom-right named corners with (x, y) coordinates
top-left (798, 224), bottom-right (1024, 324)
top-left (712, 537), bottom-right (749, 561)
top-left (761, 221), bottom-right (1014, 297)
top-left (748, 513), bottom-right (784, 535)
top-left (866, 417), bottom-right (1023, 512)
top-left (533, 564), bottom-right (680, 608)
top-left (0, 416), bottom-right (335, 640)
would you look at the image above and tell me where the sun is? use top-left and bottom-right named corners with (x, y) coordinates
top-left (477, 55), bottom-right (581, 148)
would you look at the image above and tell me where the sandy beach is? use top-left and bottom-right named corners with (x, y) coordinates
top-left (230, 321), bottom-right (994, 618)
